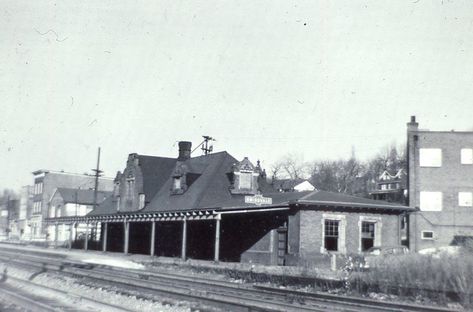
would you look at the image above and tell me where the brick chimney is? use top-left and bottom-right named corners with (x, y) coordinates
top-left (178, 141), bottom-right (192, 161)
top-left (407, 115), bottom-right (419, 132)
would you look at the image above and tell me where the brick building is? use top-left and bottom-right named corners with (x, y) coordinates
top-left (29, 170), bottom-right (114, 240)
top-left (49, 141), bottom-right (412, 266)
top-left (407, 116), bottom-right (473, 251)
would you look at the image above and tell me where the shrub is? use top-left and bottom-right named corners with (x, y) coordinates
top-left (348, 252), bottom-right (473, 307)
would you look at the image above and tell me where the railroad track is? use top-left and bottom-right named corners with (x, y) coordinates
top-left (0, 244), bottom-right (459, 312)
top-left (0, 271), bottom-right (134, 312)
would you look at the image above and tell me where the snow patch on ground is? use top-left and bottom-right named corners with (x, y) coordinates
top-left (418, 246), bottom-right (461, 257)
top-left (82, 258), bottom-right (145, 269)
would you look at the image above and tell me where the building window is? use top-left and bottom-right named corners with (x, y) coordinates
top-left (361, 222), bottom-right (375, 251)
top-left (422, 231), bottom-right (434, 240)
top-left (459, 192), bottom-right (473, 207)
top-left (116, 196), bottom-right (120, 212)
top-left (239, 171), bottom-right (252, 189)
top-left (324, 220), bottom-right (339, 251)
top-left (381, 184), bottom-right (387, 190)
top-left (126, 178), bottom-right (135, 196)
top-left (34, 182), bottom-right (43, 195)
top-left (138, 194), bottom-right (145, 209)
top-left (461, 148), bottom-right (473, 165)
top-left (33, 201), bottom-right (42, 214)
top-left (419, 148), bottom-right (442, 167)
top-left (173, 177), bottom-right (181, 190)
top-left (420, 191), bottom-right (442, 211)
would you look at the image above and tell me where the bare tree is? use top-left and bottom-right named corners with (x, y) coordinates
top-left (271, 154), bottom-right (308, 180)
top-left (308, 157), bottom-right (364, 194)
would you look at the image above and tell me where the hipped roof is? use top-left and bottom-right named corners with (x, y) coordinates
top-left (88, 150), bottom-right (413, 217)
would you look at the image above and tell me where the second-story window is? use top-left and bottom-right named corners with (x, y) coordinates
top-left (34, 182), bottom-right (43, 195)
top-left (459, 192), bottom-right (473, 207)
top-left (419, 148), bottom-right (442, 167)
top-left (461, 148), bottom-right (473, 165)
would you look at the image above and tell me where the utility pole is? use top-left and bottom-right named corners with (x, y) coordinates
top-left (92, 147), bottom-right (103, 211)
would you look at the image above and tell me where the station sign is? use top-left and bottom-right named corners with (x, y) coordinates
top-left (244, 194), bottom-right (273, 206)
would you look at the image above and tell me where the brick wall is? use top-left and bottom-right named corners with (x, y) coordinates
top-left (407, 121), bottom-right (473, 251)
top-left (295, 210), bottom-right (400, 265)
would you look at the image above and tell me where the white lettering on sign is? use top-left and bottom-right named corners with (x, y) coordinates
top-left (244, 194), bottom-right (273, 206)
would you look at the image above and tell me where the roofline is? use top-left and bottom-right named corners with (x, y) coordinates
top-left (32, 169), bottom-right (114, 180)
top-left (411, 130), bottom-right (473, 134)
top-left (135, 154), bottom-right (176, 160)
top-left (292, 199), bottom-right (414, 211)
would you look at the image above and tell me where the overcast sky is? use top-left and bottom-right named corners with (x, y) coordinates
top-left (1, 1), bottom-right (473, 190)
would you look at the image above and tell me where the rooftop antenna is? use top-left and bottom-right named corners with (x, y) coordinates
top-left (191, 136), bottom-right (216, 155)
top-left (201, 136), bottom-right (215, 155)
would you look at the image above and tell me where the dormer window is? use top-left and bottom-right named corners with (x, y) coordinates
top-left (239, 171), bottom-right (253, 189)
top-left (138, 194), bottom-right (145, 209)
top-left (230, 157), bottom-right (260, 195)
top-left (116, 196), bottom-right (120, 212)
top-left (171, 162), bottom-right (190, 195)
top-left (173, 177), bottom-right (181, 190)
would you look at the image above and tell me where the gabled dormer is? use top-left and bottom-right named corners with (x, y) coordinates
top-left (230, 157), bottom-right (260, 195)
top-left (114, 153), bottom-right (145, 212)
top-left (171, 162), bottom-right (189, 194)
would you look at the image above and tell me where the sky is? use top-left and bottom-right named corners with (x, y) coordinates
top-left (1, 1), bottom-right (473, 190)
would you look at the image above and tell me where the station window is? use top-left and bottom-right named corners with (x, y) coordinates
top-left (173, 177), bottom-right (181, 190)
top-left (419, 148), bottom-right (442, 167)
top-left (361, 222), bottom-right (375, 251)
top-left (420, 191), bottom-right (442, 211)
top-left (239, 171), bottom-right (252, 189)
top-left (324, 220), bottom-right (339, 251)
top-left (116, 196), bottom-right (120, 212)
top-left (461, 149), bottom-right (473, 165)
top-left (459, 192), bottom-right (473, 207)
top-left (138, 194), bottom-right (145, 209)
top-left (422, 231), bottom-right (434, 240)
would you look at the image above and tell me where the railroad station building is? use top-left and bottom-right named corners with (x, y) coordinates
top-left (47, 142), bottom-right (413, 266)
